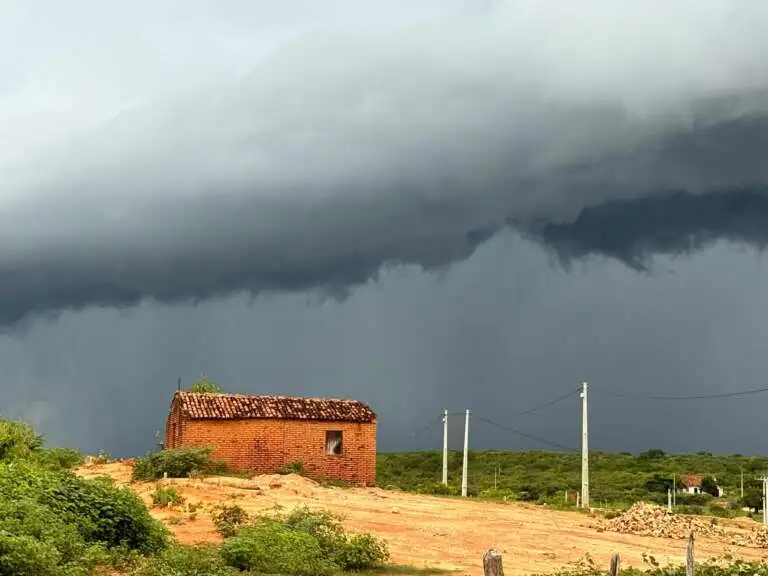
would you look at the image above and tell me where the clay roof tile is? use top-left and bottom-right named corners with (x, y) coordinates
top-left (173, 391), bottom-right (376, 423)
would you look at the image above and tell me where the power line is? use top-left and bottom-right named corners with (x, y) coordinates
top-left (602, 384), bottom-right (768, 401)
top-left (510, 388), bottom-right (581, 418)
top-left (474, 415), bottom-right (578, 452)
top-left (410, 414), bottom-right (445, 438)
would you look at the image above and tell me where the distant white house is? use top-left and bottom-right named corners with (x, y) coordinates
top-left (678, 474), bottom-right (724, 497)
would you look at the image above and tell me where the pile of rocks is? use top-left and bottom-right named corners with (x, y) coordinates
top-left (605, 502), bottom-right (727, 539)
top-left (603, 502), bottom-right (768, 548)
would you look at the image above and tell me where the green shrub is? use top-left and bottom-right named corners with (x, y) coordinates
top-left (415, 482), bottom-right (459, 496)
top-left (220, 521), bottom-right (338, 576)
top-left (281, 506), bottom-right (389, 571)
top-left (29, 448), bottom-right (84, 471)
top-left (0, 418), bottom-right (44, 462)
top-left (676, 493), bottom-right (713, 506)
top-left (190, 376), bottom-right (223, 394)
top-left (277, 461), bottom-right (305, 475)
top-left (0, 498), bottom-right (109, 575)
top-left (132, 544), bottom-right (237, 576)
top-left (132, 447), bottom-right (226, 481)
top-left (151, 486), bottom-right (185, 508)
top-left (282, 507), bottom-right (347, 553)
top-left (44, 475), bottom-right (167, 553)
top-left (337, 533), bottom-right (390, 570)
top-left (211, 504), bottom-right (250, 538)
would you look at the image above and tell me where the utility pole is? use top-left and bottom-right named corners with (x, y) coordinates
top-left (442, 410), bottom-right (448, 486)
top-left (461, 409), bottom-right (470, 497)
top-left (672, 473), bottom-right (676, 507)
top-left (667, 488), bottom-right (672, 512)
top-left (762, 476), bottom-right (768, 525)
top-left (741, 467), bottom-right (744, 499)
top-left (580, 381), bottom-right (589, 509)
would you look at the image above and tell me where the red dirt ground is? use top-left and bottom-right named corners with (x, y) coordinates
top-left (76, 462), bottom-right (768, 576)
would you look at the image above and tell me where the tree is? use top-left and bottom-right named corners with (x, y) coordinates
top-left (637, 449), bottom-right (666, 461)
top-left (644, 474), bottom-right (673, 494)
top-left (190, 375), bottom-right (223, 394)
top-left (701, 475), bottom-right (720, 497)
top-left (740, 485), bottom-right (763, 513)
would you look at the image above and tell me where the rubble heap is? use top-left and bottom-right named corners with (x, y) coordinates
top-left (603, 502), bottom-right (768, 548)
top-left (605, 502), bottom-right (727, 539)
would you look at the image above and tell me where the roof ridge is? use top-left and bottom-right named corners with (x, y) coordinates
top-left (173, 390), bottom-right (376, 422)
top-left (176, 390), bottom-right (369, 404)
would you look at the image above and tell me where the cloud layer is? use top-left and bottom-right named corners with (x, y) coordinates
top-left (3, 1), bottom-right (768, 326)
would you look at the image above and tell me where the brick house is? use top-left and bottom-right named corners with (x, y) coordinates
top-left (164, 391), bottom-right (377, 485)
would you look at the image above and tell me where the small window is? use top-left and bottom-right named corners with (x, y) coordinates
top-left (325, 431), bottom-right (343, 455)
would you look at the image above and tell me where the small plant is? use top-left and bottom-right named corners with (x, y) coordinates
top-left (167, 515), bottom-right (185, 525)
top-left (212, 504), bottom-right (250, 537)
top-left (190, 375), bottom-right (223, 394)
top-left (278, 461), bottom-right (305, 475)
top-left (151, 485), bottom-right (185, 508)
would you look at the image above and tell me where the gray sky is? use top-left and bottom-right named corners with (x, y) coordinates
top-left (2, 1), bottom-right (768, 456)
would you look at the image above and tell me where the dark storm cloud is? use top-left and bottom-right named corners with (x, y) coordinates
top-left (3, 1), bottom-right (768, 327)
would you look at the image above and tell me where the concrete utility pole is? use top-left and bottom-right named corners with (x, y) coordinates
top-left (667, 489), bottom-right (672, 512)
top-left (672, 473), bottom-right (676, 507)
top-left (580, 381), bottom-right (589, 508)
top-left (762, 477), bottom-right (768, 525)
top-left (461, 409), bottom-right (470, 497)
top-left (442, 410), bottom-right (449, 486)
top-left (741, 467), bottom-right (744, 499)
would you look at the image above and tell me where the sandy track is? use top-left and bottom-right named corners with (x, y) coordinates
top-left (77, 462), bottom-right (768, 576)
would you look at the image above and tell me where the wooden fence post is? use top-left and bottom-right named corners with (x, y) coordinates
top-left (686, 531), bottom-right (695, 576)
top-left (610, 553), bottom-right (621, 576)
top-left (483, 549), bottom-right (504, 576)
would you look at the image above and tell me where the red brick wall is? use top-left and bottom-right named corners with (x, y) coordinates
top-left (164, 400), bottom-right (183, 449)
top-left (175, 417), bottom-right (377, 485)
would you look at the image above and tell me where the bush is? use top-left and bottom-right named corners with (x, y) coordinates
top-left (212, 504), bottom-right (250, 538)
top-left (0, 419), bottom-right (168, 574)
top-left (280, 506), bottom-right (389, 571)
top-left (41, 472), bottom-right (168, 553)
top-left (132, 447), bottom-right (226, 481)
top-left (151, 486), bottom-right (185, 508)
top-left (277, 461), bottom-right (304, 475)
top-left (676, 493), bottom-right (713, 506)
top-left (220, 521), bottom-right (338, 576)
top-left (29, 448), bottom-right (84, 471)
top-left (0, 498), bottom-right (109, 575)
top-left (190, 377), bottom-right (223, 394)
top-left (415, 482), bottom-right (460, 496)
top-left (337, 533), bottom-right (390, 570)
top-left (0, 418), bottom-right (44, 462)
top-left (132, 544), bottom-right (237, 576)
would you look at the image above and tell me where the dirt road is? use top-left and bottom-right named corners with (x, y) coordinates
top-left (77, 462), bottom-right (768, 576)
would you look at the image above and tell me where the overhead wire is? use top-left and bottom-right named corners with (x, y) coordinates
top-left (473, 415), bottom-right (579, 452)
top-left (509, 387), bottom-right (581, 418)
top-left (601, 384), bottom-right (768, 401)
